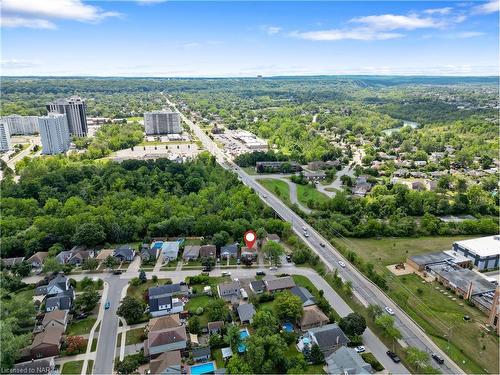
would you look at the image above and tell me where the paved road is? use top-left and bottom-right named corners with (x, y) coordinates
top-left (166, 95), bottom-right (463, 375)
top-left (92, 275), bottom-right (128, 375)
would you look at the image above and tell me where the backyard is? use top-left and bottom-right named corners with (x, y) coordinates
top-left (61, 360), bottom-right (83, 375)
top-left (66, 317), bottom-right (96, 336)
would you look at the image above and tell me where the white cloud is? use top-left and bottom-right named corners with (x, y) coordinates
top-left (424, 7), bottom-right (453, 15)
top-left (1, 59), bottom-right (40, 68)
top-left (351, 14), bottom-right (444, 30)
top-left (290, 28), bottom-right (404, 41)
top-left (456, 31), bottom-right (485, 38)
top-left (0, 16), bottom-right (56, 29)
top-left (266, 26), bottom-right (282, 35)
top-left (1, 0), bottom-right (121, 29)
top-left (471, 0), bottom-right (499, 14)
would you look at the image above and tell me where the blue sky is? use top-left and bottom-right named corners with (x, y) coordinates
top-left (1, 0), bottom-right (498, 76)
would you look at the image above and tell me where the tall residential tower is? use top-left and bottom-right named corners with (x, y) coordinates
top-left (1, 115), bottom-right (39, 135)
top-left (46, 96), bottom-right (87, 137)
top-left (144, 111), bottom-right (181, 135)
top-left (38, 113), bottom-right (71, 155)
top-left (0, 120), bottom-right (12, 152)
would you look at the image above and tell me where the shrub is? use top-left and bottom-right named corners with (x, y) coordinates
top-left (361, 352), bottom-right (384, 372)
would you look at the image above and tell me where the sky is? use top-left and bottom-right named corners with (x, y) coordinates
top-left (1, 0), bottom-right (499, 77)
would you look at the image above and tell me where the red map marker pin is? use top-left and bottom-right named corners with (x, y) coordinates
top-left (244, 230), bottom-right (257, 249)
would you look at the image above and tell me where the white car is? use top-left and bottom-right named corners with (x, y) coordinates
top-left (304, 233), bottom-right (310, 238)
top-left (355, 346), bottom-right (365, 353)
top-left (221, 271), bottom-right (231, 276)
top-left (269, 266), bottom-right (278, 271)
top-left (263, 195), bottom-right (268, 199)
top-left (302, 226), bottom-right (307, 231)
top-left (338, 261), bottom-right (346, 268)
top-left (385, 306), bottom-right (395, 315)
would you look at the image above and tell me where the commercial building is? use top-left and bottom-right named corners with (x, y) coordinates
top-left (47, 96), bottom-right (87, 137)
top-left (1, 114), bottom-right (39, 135)
top-left (452, 236), bottom-right (500, 270)
top-left (38, 113), bottom-right (71, 155)
top-left (144, 111), bottom-right (181, 135)
top-left (0, 120), bottom-right (12, 152)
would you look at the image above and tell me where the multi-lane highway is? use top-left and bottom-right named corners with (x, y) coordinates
top-left (166, 95), bottom-right (464, 375)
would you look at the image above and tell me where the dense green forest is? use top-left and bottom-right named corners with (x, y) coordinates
top-left (0, 154), bottom-right (288, 259)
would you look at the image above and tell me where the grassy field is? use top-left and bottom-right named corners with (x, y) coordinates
top-left (127, 278), bottom-right (171, 300)
top-left (242, 166), bottom-right (257, 175)
top-left (126, 327), bottom-right (145, 345)
top-left (257, 178), bottom-right (291, 205)
top-left (340, 236), bottom-right (496, 374)
top-left (346, 235), bottom-right (480, 266)
top-left (296, 184), bottom-right (329, 206)
top-left (66, 317), bottom-right (96, 335)
top-left (61, 361), bottom-right (83, 375)
top-left (185, 295), bottom-right (214, 326)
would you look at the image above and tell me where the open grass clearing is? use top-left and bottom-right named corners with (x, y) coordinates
top-left (61, 361), bottom-right (83, 375)
top-left (296, 184), bottom-right (329, 206)
top-left (257, 178), bottom-right (291, 205)
top-left (126, 327), bottom-right (146, 345)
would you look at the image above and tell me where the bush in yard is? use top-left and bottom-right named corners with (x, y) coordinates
top-left (130, 277), bottom-right (141, 287)
top-left (209, 333), bottom-right (224, 348)
top-left (195, 307), bottom-right (204, 315)
top-left (115, 352), bottom-right (147, 374)
top-left (152, 275), bottom-right (158, 283)
top-left (361, 353), bottom-right (384, 372)
top-left (339, 312), bottom-right (366, 336)
top-left (117, 296), bottom-right (145, 324)
top-left (188, 316), bottom-right (200, 334)
top-left (65, 336), bottom-right (87, 355)
top-left (310, 343), bottom-right (324, 365)
top-left (74, 289), bottom-right (100, 313)
top-left (346, 335), bottom-right (363, 347)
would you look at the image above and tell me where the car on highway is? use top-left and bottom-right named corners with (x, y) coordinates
top-left (385, 306), bottom-right (395, 315)
top-left (269, 266), bottom-right (278, 271)
top-left (113, 270), bottom-right (122, 275)
top-left (285, 255), bottom-right (292, 262)
top-left (105, 301), bottom-right (110, 310)
top-left (302, 226), bottom-right (307, 231)
top-left (338, 261), bottom-right (346, 268)
top-left (386, 351), bottom-right (400, 363)
top-left (432, 353), bottom-right (444, 365)
top-left (320, 243), bottom-right (325, 247)
top-left (354, 346), bottom-right (365, 353)
top-left (256, 271), bottom-right (266, 276)
top-left (221, 271), bottom-right (231, 276)
top-left (263, 195), bottom-right (267, 199)
top-left (304, 233), bottom-right (310, 238)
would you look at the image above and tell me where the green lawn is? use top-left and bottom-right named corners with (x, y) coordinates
top-left (346, 235), bottom-right (480, 266)
top-left (66, 317), bottom-right (96, 335)
top-left (185, 295), bottom-right (214, 326)
top-left (127, 278), bottom-right (171, 300)
top-left (296, 184), bottom-right (329, 206)
top-left (212, 348), bottom-right (225, 369)
top-left (86, 360), bottom-right (94, 375)
top-left (126, 327), bottom-right (145, 345)
top-left (242, 166), bottom-right (258, 175)
top-left (91, 338), bottom-right (97, 351)
top-left (116, 333), bottom-right (122, 347)
top-left (257, 178), bottom-right (291, 205)
top-left (387, 273), bottom-right (498, 374)
top-left (292, 275), bottom-right (319, 294)
top-left (61, 361), bottom-right (83, 375)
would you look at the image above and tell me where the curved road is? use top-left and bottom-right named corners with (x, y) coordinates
top-left (166, 95), bottom-right (464, 375)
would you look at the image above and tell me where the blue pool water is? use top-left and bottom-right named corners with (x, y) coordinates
top-left (282, 323), bottom-right (293, 333)
top-left (152, 241), bottom-right (163, 249)
top-left (190, 362), bottom-right (216, 375)
top-left (238, 329), bottom-right (250, 353)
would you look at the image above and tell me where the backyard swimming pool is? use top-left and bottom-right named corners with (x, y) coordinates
top-left (238, 328), bottom-right (250, 353)
top-left (282, 322), bottom-right (294, 333)
top-left (190, 361), bottom-right (216, 375)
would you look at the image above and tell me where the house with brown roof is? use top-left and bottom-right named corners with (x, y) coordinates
top-left (207, 321), bottom-right (224, 334)
top-left (144, 326), bottom-right (188, 357)
top-left (147, 314), bottom-right (182, 332)
top-left (199, 245), bottom-right (216, 258)
top-left (265, 276), bottom-right (296, 293)
top-left (27, 252), bottom-right (49, 269)
top-left (149, 350), bottom-right (182, 374)
top-left (27, 324), bottom-right (64, 359)
top-left (42, 310), bottom-right (69, 330)
top-left (299, 305), bottom-right (330, 330)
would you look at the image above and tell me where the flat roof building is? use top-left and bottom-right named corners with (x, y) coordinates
top-left (47, 96), bottom-right (87, 137)
top-left (38, 113), bottom-right (71, 155)
top-left (453, 235), bottom-right (500, 270)
top-left (144, 111), bottom-right (181, 135)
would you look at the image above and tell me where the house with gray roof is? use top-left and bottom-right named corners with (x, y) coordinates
top-left (265, 276), bottom-right (296, 292)
top-left (192, 346), bottom-right (211, 362)
top-left (160, 242), bottom-right (180, 262)
top-left (141, 244), bottom-right (160, 262)
top-left (217, 281), bottom-right (241, 301)
top-left (183, 245), bottom-right (200, 261)
top-left (199, 245), bottom-right (217, 258)
top-left (27, 252), bottom-right (49, 269)
top-left (290, 286), bottom-right (316, 307)
top-left (113, 244), bottom-right (135, 262)
top-left (237, 303), bottom-right (256, 324)
top-left (45, 290), bottom-right (73, 312)
top-left (56, 250), bottom-right (74, 264)
top-left (148, 284), bottom-right (188, 317)
top-left (249, 280), bottom-right (265, 294)
top-left (325, 346), bottom-right (373, 375)
top-left (1, 257), bottom-right (25, 268)
top-left (13, 357), bottom-right (56, 375)
top-left (298, 323), bottom-right (350, 356)
top-left (220, 243), bottom-right (238, 259)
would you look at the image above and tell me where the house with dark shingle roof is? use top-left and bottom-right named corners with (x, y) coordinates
top-left (1, 256), bottom-right (25, 268)
top-left (290, 286), bottom-right (316, 307)
top-left (45, 290), bottom-right (73, 312)
top-left (207, 321), bottom-right (224, 334)
top-left (325, 346), bottom-right (374, 374)
top-left (144, 326), bottom-right (188, 357)
top-left (113, 244), bottom-right (135, 262)
top-left (249, 280), bottom-right (265, 294)
top-left (192, 346), bottom-right (211, 362)
top-left (220, 243), bottom-right (238, 259)
top-left (148, 284), bottom-right (188, 317)
top-left (217, 281), bottom-right (240, 301)
top-left (199, 245), bottom-right (217, 258)
top-left (141, 244), bottom-right (160, 262)
top-left (299, 324), bottom-right (350, 356)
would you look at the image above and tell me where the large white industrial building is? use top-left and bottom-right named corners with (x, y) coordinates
top-left (453, 235), bottom-right (500, 270)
